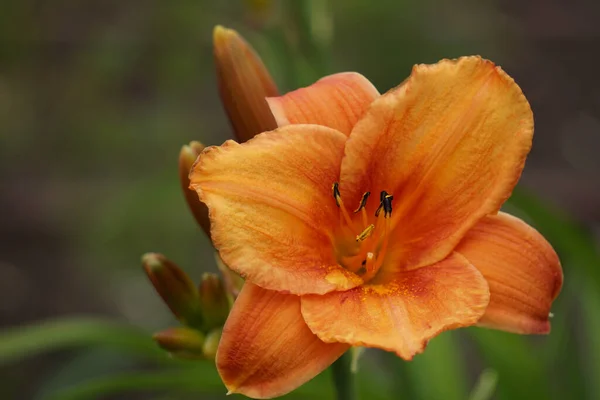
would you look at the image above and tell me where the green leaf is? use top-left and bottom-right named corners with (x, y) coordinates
top-left (45, 364), bottom-right (336, 400)
top-left (378, 332), bottom-right (468, 400)
top-left (0, 317), bottom-right (164, 365)
top-left (405, 331), bottom-right (469, 400)
top-left (42, 368), bottom-right (222, 400)
top-left (468, 329), bottom-right (550, 400)
top-left (469, 369), bottom-right (498, 400)
top-left (578, 276), bottom-right (600, 399)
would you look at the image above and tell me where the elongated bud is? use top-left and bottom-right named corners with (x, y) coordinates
top-left (198, 273), bottom-right (230, 330)
top-left (215, 252), bottom-right (244, 299)
top-left (213, 25), bottom-right (279, 142)
top-left (142, 253), bottom-right (203, 328)
top-left (179, 141), bottom-right (211, 237)
top-left (153, 327), bottom-right (205, 359)
top-left (202, 328), bottom-right (222, 360)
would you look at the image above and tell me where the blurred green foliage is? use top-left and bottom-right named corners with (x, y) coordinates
top-left (1, 0), bottom-right (598, 399)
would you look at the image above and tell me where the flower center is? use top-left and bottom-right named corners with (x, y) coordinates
top-left (332, 182), bottom-right (393, 282)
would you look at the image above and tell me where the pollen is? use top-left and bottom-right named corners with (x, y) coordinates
top-left (356, 224), bottom-right (375, 242)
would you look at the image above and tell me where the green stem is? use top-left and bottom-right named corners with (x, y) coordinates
top-left (331, 351), bottom-right (356, 400)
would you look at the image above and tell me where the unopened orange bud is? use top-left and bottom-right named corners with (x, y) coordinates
top-left (179, 141), bottom-right (211, 237)
top-left (198, 273), bottom-right (230, 330)
top-left (153, 327), bottom-right (205, 359)
top-left (213, 25), bottom-right (279, 143)
top-left (142, 253), bottom-right (203, 328)
top-left (202, 328), bottom-right (222, 360)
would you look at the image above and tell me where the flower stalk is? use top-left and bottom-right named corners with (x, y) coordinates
top-left (331, 352), bottom-right (356, 400)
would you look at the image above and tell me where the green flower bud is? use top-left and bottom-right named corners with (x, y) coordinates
top-left (199, 273), bottom-right (230, 330)
top-left (142, 253), bottom-right (203, 328)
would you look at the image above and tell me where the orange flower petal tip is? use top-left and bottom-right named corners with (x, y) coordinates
top-left (456, 212), bottom-right (563, 334)
top-left (266, 72), bottom-right (379, 135)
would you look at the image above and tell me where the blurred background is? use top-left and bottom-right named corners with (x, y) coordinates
top-left (1, 0), bottom-right (599, 399)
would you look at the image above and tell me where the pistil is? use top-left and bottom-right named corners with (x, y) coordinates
top-left (332, 182), bottom-right (357, 231)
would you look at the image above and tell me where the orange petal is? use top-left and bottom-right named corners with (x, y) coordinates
top-left (218, 283), bottom-right (349, 399)
top-left (190, 125), bottom-right (362, 295)
top-left (339, 56), bottom-right (533, 271)
top-left (301, 253), bottom-right (490, 360)
top-left (267, 72), bottom-right (379, 135)
top-left (456, 212), bottom-right (563, 334)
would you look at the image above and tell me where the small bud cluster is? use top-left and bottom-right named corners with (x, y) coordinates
top-left (142, 25), bottom-right (277, 362)
top-left (142, 253), bottom-right (239, 361)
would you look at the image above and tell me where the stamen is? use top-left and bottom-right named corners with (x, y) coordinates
top-left (332, 182), bottom-right (355, 228)
top-left (361, 207), bottom-right (369, 228)
top-left (375, 190), bottom-right (394, 218)
top-left (363, 190), bottom-right (394, 280)
top-left (382, 194), bottom-right (393, 218)
top-left (356, 224), bottom-right (375, 242)
top-left (353, 191), bottom-right (371, 227)
top-left (332, 182), bottom-right (341, 207)
top-left (371, 217), bottom-right (391, 273)
top-left (375, 203), bottom-right (383, 218)
top-left (353, 192), bottom-right (371, 213)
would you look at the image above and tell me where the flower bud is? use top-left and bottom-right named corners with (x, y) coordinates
top-left (198, 273), bottom-right (230, 330)
top-left (179, 141), bottom-right (211, 237)
top-left (202, 328), bottom-right (222, 360)
top-left (215, 252), bottom-right (244, 299)
top-left (153, 327), bottom-right (205, 359)
top-left (213, 25), bottom-right (279, 143)
top-left (142, 253), bottom-right (203, 328)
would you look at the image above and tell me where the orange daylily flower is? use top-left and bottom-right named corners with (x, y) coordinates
top-left (190, 56), bottom-right (563, 398)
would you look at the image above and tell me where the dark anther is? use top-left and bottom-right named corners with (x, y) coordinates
top-left (332, 182), bottom-right (341, 207)
top-left (375, 190), bottom-right (394, 218)
top-left (353, 191), bottom-right (371, 213)
top-left (361, 259), bottom-right (367, 266)
top-left (382, 194), bottom-right (393, 218)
